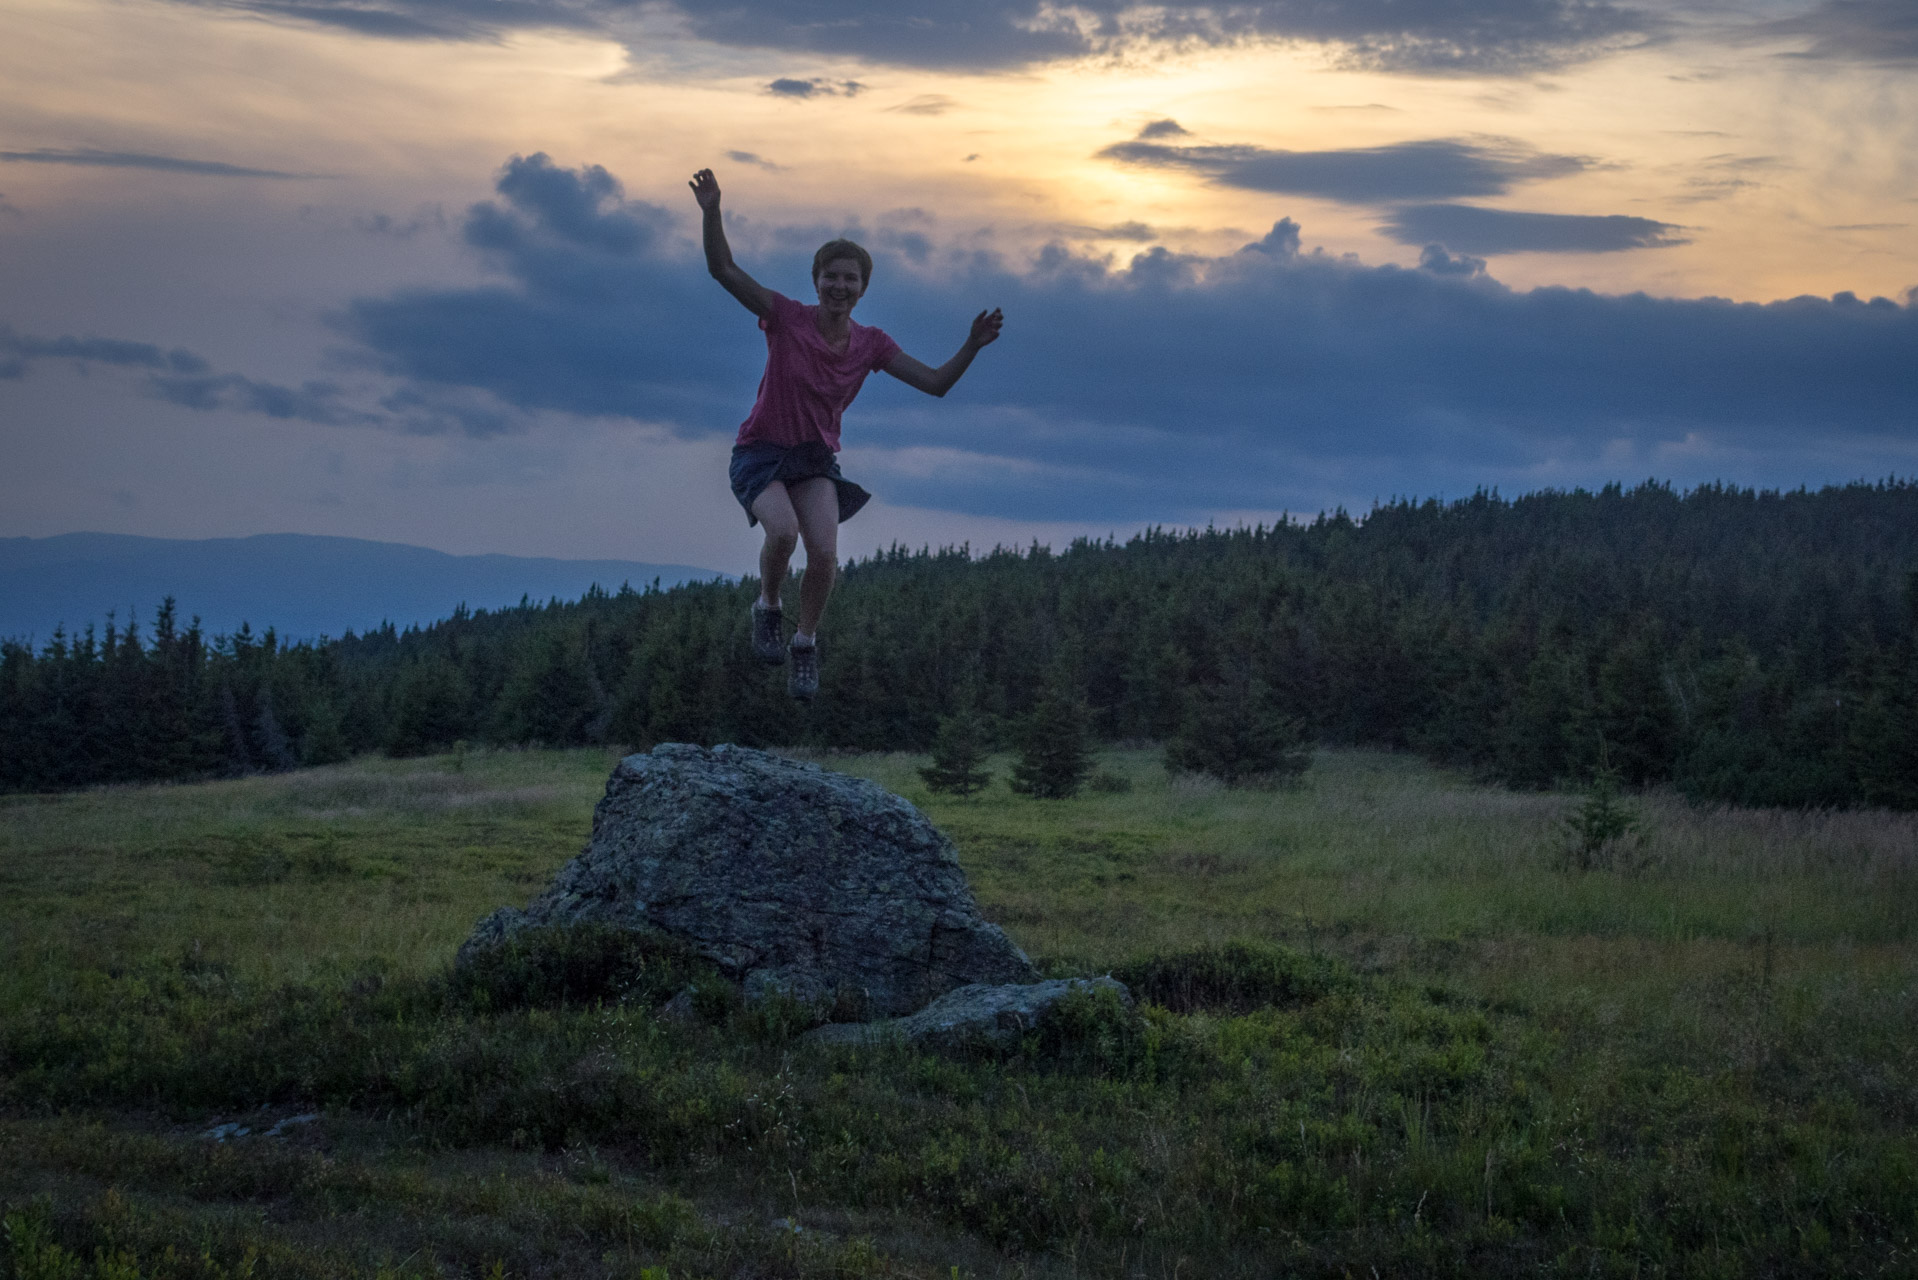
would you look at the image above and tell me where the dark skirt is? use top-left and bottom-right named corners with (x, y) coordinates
top-left (729, 440), bottom-right (872, 527)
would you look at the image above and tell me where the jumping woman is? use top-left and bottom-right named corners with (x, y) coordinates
top-left (690, 167), bottom-right (1004, 702)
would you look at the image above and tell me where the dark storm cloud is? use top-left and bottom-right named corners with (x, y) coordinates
top-left (326, 155), bottom-right (1917, 523)
top-left (1763, 0), bottom-right (1918, 65)
top-left (0, 148), bottom-right (318, 179)
top-left (1098, 132), bottom-right (1588, 203)
top-left (160, 0), bottom-right (1656, 74)
top-left (1380, 204), bottom-right (1687, 253)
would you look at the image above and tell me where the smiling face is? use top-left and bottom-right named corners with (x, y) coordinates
top-left (814, 258), bottom-right (866, 318)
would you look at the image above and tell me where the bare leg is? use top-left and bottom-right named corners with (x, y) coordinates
top-left (787, 476), bottom-right (840, 641)
top-left (749, 481), bottom-right (800, 608)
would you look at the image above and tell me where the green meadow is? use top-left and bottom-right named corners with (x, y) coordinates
top-left (3, 747), bottom-right (1915, 1278)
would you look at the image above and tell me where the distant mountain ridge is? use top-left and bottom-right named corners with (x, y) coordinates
top-left (0, 532), bottom-right (730, 643)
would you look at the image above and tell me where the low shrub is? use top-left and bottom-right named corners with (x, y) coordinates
top-left (1113, 941), bottom-right (1349, 1014)
top-left (448, 923), bottom-right (715, 1013)
top-left (1026, 983), bottom-right (1150, 1076)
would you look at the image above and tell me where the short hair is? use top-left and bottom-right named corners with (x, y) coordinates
top-left (812, 238), bottom-right (873, 287)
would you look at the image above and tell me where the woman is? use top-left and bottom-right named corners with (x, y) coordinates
top-left (690, 167), bottom-right (1004, 702)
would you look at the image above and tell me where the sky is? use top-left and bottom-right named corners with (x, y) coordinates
top-left (2, 0), bottom-right (1914, 575)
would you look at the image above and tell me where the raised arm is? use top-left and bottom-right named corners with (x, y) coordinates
top-left (689, 169), bottom-right (775, 319)
top-left (883, 307), bottom-right (1004, 398)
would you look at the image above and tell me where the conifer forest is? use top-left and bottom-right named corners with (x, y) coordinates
top-left (5, 480), bottom-right (1916, 809)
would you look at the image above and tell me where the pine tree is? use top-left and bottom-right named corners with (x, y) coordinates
top-left (1009, 690), bottom-right (1091, 799)
top-left (1164, 675), bottom-right (1309, 786)
top-left (1594, 620), bottom-right (1677, 786)
top-left (919, 707), bottom-right (994, 795)
top-left (300, 695), bottom-right (351, 765)
top-left (495, 629), bottom-right (599, 746)
top-left (255, 688), bottom-right (298, 772)
top-left (1844, 578), bottom-right (1918, 809)
top-left (385, 657), bottom-right (471, 757)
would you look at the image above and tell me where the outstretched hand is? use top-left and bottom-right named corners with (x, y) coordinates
top-left (969, 307), bottom-right (1004, 349)
top-left (689, 168), bottom-right (721, 210)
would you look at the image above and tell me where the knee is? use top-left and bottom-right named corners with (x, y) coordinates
top-left (800, 535), bottom-right (838, 571)
top-left (763, 526), bottom-right (799, 556)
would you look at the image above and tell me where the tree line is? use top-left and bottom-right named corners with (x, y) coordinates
top-left (3, 480), bottom-right (1915, 808)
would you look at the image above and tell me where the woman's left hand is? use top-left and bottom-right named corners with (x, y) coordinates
top-left (969, 308), bottom-right (1004, 348)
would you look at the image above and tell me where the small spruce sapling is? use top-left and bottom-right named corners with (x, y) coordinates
top-left (919, 707), bottom-right (994, 796)
top-left (1560, 765), bottom-right (1648, 872)
top-left (1009, 689), bottom-right (1092, 799)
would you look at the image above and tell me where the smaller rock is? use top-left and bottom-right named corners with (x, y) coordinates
top-left (804, 977), bottom-right (1132, 1052)
top-left (658, 986), bottom-right (699, 1024)
top-left (264, 1112), bottom-right (320, 1138)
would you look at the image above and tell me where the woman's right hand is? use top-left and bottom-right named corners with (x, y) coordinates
top-left (689, 169), bottom-right (721, 210)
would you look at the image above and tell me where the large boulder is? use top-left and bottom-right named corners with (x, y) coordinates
top-left (458, 743), bottom-right (1035, 1016)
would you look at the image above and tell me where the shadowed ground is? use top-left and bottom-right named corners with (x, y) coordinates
top-left (3, 746), bottom-right (1914, 1276)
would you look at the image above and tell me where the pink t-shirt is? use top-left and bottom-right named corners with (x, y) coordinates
top-left (735, 292), bottom-right (902, 451)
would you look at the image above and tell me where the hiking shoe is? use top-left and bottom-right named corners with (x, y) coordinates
top-left (751, 601), bottom-right (786, 665)
top-left (788, 640), bottom-right (819, 702)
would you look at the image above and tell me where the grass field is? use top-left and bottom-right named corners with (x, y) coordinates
top-left (3, 746), bottom-right (1915, 1277)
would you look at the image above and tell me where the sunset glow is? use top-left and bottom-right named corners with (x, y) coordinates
top-left (3, 0), bottom-right (1913, 567)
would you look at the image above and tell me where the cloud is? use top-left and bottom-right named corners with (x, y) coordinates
top-left (671, 0), bottom-right (1656, 73)
top-left (1136, 118), bottom-right (1190, 139)
top-left (0, 323), bottom-right (377, 424)
top-left (0, 325), bottom-right (211, 377)
top-left (1061, 221), bottom-right (1162, 242)
top-left (1379, 204), bottom-right (1687, 253)
top-left (323, 155), bottom-right (1916, 523)
top-left (147, 372), bottom-right (380, 425)
top-left (342, 153), bottom-right (740, 429)
top-left (1666, 152), bottom-right (1779, 204)
top-left (1099, 131), bottom-right (1588, 203)
top-left (0, 148), bottom-right (320, 179)
top-left (1762, 0), bottom-right (1918, 65)
top-left (170, 0), bottom-right (611, 41)
top-left (725, 150), bottom-right (783, 171)
top-left (160, 0), bottom-right (1657, 75)
top-left (766, 77), bottom-right (864, 97)
top-left (466, 152), bottom-right (674, 258)
top-left (353, 207), bottom-right (448, 238)
top-left (1417, 243), bottom-right (1486, 276)
top-left (886, 94), bottom-right (958, 115)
